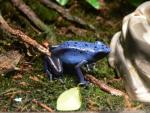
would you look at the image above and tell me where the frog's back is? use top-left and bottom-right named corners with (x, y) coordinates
top-left (52, 41), bottom-right (96, 64)
top-left (52, 40), bottom-right (110, 65)
top-left (53, 41), bottom-right (98, 52)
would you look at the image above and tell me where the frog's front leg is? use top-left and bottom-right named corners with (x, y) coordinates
top-left (44, 55), bottom-right (63, 80)
top-left (75, 60), bottom-right (89, 85)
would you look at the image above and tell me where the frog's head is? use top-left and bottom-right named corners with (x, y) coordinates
top-left (93, 41), bottom-right (111, 59)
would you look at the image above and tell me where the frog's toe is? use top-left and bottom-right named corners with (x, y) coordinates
top-left (78, 80), bottom-right (89, 87)
top-left (46, 70), bottom-right (53, 81)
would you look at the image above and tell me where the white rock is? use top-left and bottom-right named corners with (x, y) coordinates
top-left (14, 97), bottom-right (22, 102)
top-left (109, 1), bottom-right (150, 102)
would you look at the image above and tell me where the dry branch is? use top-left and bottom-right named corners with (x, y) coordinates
top-left (32, 99), bottom-right (53, 112)
top-left (85, 75), bottom-right (133, 107)
top-left (0, 13), bottom-right (51, 56)
top-left (11, 0), bottom-right (56, 43)
top-left (86, 75), bottom-right (133, 108)
top-left (85, 74), bottom-right (126, 96)
top-left (4, 90), bottom-right (31, 96)
top-left (39, 0), bottom-right (95, 31)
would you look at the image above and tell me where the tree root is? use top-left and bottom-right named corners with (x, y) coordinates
top-left (32, 99), bottom-right (53, 112)
top-left (39, 0), bottom-right (96, 31)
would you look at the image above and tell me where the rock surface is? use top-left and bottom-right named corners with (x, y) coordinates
top-left (109, 1), bottom-right (150, 102)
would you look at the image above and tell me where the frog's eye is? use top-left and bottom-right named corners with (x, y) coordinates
top-left (49, 45), bottom-right (58, 50)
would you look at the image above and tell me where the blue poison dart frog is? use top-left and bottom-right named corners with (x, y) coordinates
top-left (44, 41), bottom-right (110, 85)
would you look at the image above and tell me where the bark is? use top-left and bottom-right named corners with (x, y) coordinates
top-left (0, 13), bottom-right (51, 56)
top-left (32, 99), bottom-right (53, 112)
top-left (85, 74), bottom-right (126, 96)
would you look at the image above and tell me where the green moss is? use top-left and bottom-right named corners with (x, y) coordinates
top-left (80, 85), bottom-right (124, 111)
top-left (24, 0), bottom-right (59, 24)
top-left (90, 58), bottom-right (115, 80)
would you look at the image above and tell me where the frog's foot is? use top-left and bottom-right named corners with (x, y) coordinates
top-left (78, 80), bottom-right (89, 87)
top-left (53, 76), bottom-right (65, 84)
top-left (46, 70), bottom-right (53, 81)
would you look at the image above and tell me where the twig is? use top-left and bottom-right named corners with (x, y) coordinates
top-left (11, 0), bottom-right (56, 43)
top-left (124, 95), bottom-right (132, 109)
top-left (107, 78), bottom-right (122, 83)
top-left (32, 99), bottom-right (53, 112)
top-left (85, 74), bottom-right (133, 108)
top-left (4, 90), bottom-right (31, 96)
top-left (68, 25), bottom-right (89, 36)
top-left (6, 90), bottom-right (31, 102)
top-left (0, 88), bottom-right (18, 96)
top-left (131, 104), bottom-right (143, 110)
top-left (39, 0), bottom-right (96, 31)
top-left (85, 74), bottom-right (126, 96)
top-left (0, 13), bottom-right (51, 56)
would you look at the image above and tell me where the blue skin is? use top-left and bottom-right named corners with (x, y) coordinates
top-left (44, 41), bottom-right (110, 85)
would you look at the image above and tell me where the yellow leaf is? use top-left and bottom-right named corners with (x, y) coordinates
top-left (57, 87), bottom-right (81, 111)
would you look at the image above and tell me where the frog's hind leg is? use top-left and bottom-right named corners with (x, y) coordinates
top-left (44, 55), bottom-right (63, 80)
top-left (44, 56), bottom-right (53, 81)
top-left (46, 69), bottom-right (53, 81)
top-left (75, 60), bottom-right (89, 86)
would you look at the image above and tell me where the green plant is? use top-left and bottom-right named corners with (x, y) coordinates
top-left (128, 0), bottom-right (145, 6)
top-left (56, 0), bottom-right (102, 9)
top-left (56, 0), bottom-right (69, 6)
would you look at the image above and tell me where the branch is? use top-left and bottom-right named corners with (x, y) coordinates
top-left (86, 75), bottom-right (133, 107)
top-left (4, 90), bottom-right (31, 96)
top-left (39, 0), bottom-right (96, 31)
top-left (32, 99), bottom-right (53, 112)
top-left (11, 0), bottom-right (56, 43)
top-left (0, 13), bottom-right (51, 56)
top-left (85, 74), bottom-right (126, 96)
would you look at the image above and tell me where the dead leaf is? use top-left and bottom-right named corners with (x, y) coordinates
top-left (19, 82), bottom-right (29, 86)
top-left (87, 99), bottom-right (98, 111)
top-left (29, 76), bottom-right (40, 82)
top-left (13, 74), bottom-right (22, 80)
